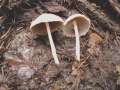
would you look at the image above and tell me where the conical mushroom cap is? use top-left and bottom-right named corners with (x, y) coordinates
top-left (30, 13), bottom-right (64, 35)
top-left (63, 14), bottom-right (90, 37)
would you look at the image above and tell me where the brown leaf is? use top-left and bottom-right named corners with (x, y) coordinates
top-left (6, 59), bottom-right (23, 66)
top-left (88, 33), bottom-right (103, 55)
top-left (89, 33), bottom-right (103, 47)
top-left (45, 64), bottom-right (60, 78)
top-left (51, 85), bottom-right (61, 90)
top-left (44, 2), bottom-right (67, 13)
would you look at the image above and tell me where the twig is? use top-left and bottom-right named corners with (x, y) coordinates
top-left (108, 0), bottom-right (120, 15)
top-left (0, 26), bottom-right (12, 40)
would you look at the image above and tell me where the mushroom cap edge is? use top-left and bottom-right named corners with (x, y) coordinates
top-left (30, 13), bottom-right (64, 35)
top-left (63, 14), bottom-right (91, 37)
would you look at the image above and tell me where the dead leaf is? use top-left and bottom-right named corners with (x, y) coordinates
top-left (89, 33), bottom-right (103, 47)
top-left (45, 64), bottom-right (60, 78)
top-left (44, 2), bottom-right (67, 13)
top-left (51, 85), bottom-right (61, 90)
top-left (7, 59), bottom-right (23, 65)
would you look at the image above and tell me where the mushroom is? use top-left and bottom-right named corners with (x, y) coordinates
top-left (30, 13), bottom-right (64, 64)
top-left (63, 14), bottom-right (90, 61)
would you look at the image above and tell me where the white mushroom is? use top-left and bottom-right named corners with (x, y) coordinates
top-left (30, 13), bottom-right (64, 64)
top-left (63, 14), bottom-right (91, 61)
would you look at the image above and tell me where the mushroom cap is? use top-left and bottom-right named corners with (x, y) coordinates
top-left (63, 14), bottom-right (91, 37)
top-left (30, 13), bottom-right (64, 35)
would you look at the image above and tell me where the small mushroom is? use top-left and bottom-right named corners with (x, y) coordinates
top-left (63, 14), bottom-right (90, 61)
top-left (30, 13), bottom-right (64, 64)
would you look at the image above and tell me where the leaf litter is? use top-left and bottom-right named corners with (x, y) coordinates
top-left (0, 0), bottom-right (120, 90)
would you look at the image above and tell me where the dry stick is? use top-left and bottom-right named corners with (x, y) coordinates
top-left (108, 0), bottom-right (120, 15)
top-left (0, 27), bottom-right (12, 40)
top-left (73, 21), bottom-right (80, 61)
top-left (45, 22), bottom-right (59, 64)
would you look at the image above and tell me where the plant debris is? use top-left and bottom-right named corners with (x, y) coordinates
top-left (0, 0), bottom-right (120, 90)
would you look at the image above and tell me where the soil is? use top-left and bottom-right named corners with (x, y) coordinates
top-left (0, 0), bottom-right (120, 90)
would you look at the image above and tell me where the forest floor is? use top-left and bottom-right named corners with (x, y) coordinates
top-left (0, 0), bottom-right (120, 90)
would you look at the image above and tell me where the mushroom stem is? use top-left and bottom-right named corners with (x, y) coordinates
top-left (45, 22), bottom-right (60, 64)
top-left (73, 21), bottom-right (80, 61)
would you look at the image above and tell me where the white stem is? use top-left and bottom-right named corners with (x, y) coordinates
top-left (73, 21), bottom-right (80, 61)
top-left (45, 22), bottom-right (60, 64)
